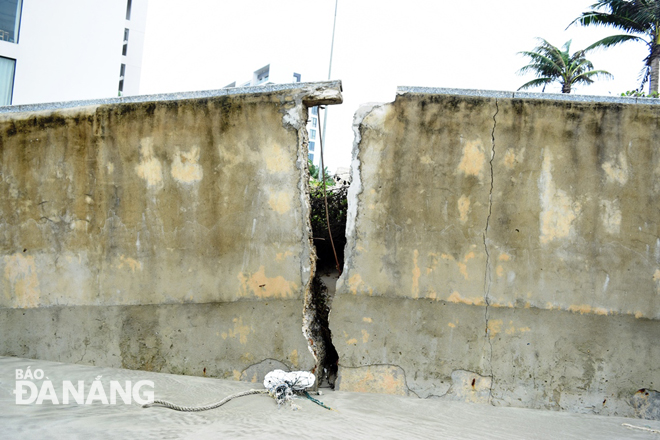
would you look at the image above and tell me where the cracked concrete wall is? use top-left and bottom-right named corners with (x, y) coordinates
top-left (0, 82), bottom-right (342, 381)
top-left (333, 90), bottom-right (660, 420)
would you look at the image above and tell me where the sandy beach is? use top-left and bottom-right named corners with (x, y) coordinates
top-left (0, 356), bottom-right (658, 439)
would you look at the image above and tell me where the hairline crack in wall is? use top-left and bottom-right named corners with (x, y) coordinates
top-left (0, 81), bottom-right (342, 383)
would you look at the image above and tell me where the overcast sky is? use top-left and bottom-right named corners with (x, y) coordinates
top-left (140, 0), bottom-right (647, 172)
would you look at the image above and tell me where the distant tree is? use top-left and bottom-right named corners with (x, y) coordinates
top-left (570, 0), bottom-right (660, 93)
top-left (517, 38), bottom-right (613, 93)
top-left (308, 159), bottom-right (334, 187)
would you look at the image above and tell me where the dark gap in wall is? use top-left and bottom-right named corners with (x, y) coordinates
top-left (305, 171), bottom-right (348, 388)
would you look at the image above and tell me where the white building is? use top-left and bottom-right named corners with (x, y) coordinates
top-left (0, 0), bottom-right (147, 106)
top-left (224, 63), bottom-right (321, 166)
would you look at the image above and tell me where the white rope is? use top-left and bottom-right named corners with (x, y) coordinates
top-left (622, 423), bottom-right (660, 434)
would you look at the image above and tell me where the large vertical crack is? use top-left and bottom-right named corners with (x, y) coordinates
top-left (483, 99), bottom-right (498, 402)
top-left (301, 104), bottom-right (342, 389)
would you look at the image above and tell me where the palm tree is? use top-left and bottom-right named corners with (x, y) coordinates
top-left (517, 39), bottom-right (613, 93)
top-left (570, 0), bottom-right (660, 93)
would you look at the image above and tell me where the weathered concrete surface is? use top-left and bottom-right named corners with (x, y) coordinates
top-left (0, 82), bottom-right (342, 378)
top-left (333, 90), bottom-right (660, 419)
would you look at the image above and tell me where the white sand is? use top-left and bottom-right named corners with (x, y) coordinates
top-left (1, 356), bottom-right (659, 439)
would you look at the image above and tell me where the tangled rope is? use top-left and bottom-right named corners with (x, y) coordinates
top-left (142, 370), bottom-right (334, 412)
top-left (142, 389), bottom-right (268, 412)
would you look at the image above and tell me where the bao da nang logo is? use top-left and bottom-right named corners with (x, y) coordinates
top-left (14, 367), bottom-right (154, 405)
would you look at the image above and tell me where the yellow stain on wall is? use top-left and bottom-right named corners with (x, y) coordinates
top-left (171, 146), bottom-right (203, 183)
top-left (601, 152), bottom-right (629, 185)
top-left (220, 317), bottom-right (252, 344)
top-left (275, 251), bottom-right (294, 261)
top-left (458, 139), bottom-right (485, 177)
top-left (337, 365), bottom-right (407, 396)
top-left (135, 137), bottom-right (163, 188)
top-left (265, 144), bottom-right (289, 173)
top-left (117, 255), bottom-right (142, 273)
top-left (447, 291), bottom-right (484, 306)
top-left (232, 370), bottom-right (241, 381)
top-left (290, 349), bottom-right (299, 367)
top-left (504, 321), bottom-right (531, 335)
top-left (457, 252), bottom-right (476, 280)
top-left (448, 322), bottom-right (456, 328)
top-left (458, 195), bottom-right (471, 223)
top-left (503, 149), bottom-right (516, 169)
top-left (539, 151), bottom-right (581, 244)
top-left (346, 338), bottom-right (358, 345)
top-left (347, 273), bottom-right (371, 295)
top-left (568, 304), bottom-right (593, 315)
top-left (498, 253), bottom-right (511, 262)
top-left (653, 269), bottom-right (660, 283)
top-left (361, 329), bottom-right (370, 343)
top-left (503, 147), bottom-right (526, 170)
top-left (488, 319), bottom-right (503, 338)
top-left (496, 265), bottom-right (504, 278)
top-left (3, 253), bottom-right (41, 308)
top-left (362, 317), bottom-right (373, 323)
top-left (238, 266), bottom-right (297, 299)
top-left (268, 192), bottom-right (292, 214)
top-left (412, 250), bottom-right (420, 298)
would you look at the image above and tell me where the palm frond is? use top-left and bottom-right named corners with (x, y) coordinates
top-left (517, 77), bottom-right (554, 91)
top-left (569, 11), bottom-right (648, 34)
top-left (585, 34), bottom-right (644, 51)
top-left (572, 69), bottom-right (614, 85)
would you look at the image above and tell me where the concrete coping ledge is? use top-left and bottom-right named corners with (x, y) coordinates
top-left (0, 80), bottom-right (343, 114)
top-left (396, 86), bottom-right (659, 105)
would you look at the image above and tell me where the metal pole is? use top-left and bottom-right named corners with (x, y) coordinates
top-left (320, 0), bottom-right (337, 159)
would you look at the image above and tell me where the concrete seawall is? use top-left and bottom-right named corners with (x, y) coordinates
top-left (0, 82), bottom-right (342, 381)
top-left (2, 83), bottom-right (659, 420)
top-left (333, 88), bottom-right (660, 419)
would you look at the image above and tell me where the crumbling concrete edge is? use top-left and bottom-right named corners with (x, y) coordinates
top-left (337, 102), bottom-right (387, 291)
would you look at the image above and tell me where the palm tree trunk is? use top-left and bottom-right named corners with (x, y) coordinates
top-left (562, 83), bottom-right (571, 94)
top-left (650, 46), bottom-right (660, 94)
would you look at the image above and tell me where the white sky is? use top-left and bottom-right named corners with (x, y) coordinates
top-left (140, 0), bottom-right (648, 172)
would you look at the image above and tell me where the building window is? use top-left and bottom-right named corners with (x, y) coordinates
top-left (118, 63), bottom-right (125, 95)
top-left (310, 106), bottom-right (318, 116)
top-left (309, 141), bottom-right (315, 152)
top-left (311, 117), bottom-right (317, 128)
top-left (122, 28), bottom-right (129, 55)
top-left (126, 0), bottom-right (132, 20)
top-left (308, 153), bottom-right (314, 162)
top-left (0, 0), bottom-right (22, 43)
top-left (254, 65), bottom-right (270, 85)
top-left (310, 129), bottom-right (316, 140)
top-left (0, 56), bottom-right (14, 105)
